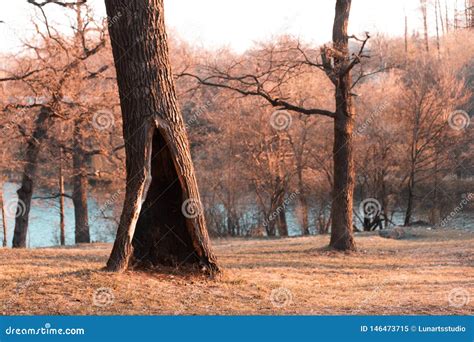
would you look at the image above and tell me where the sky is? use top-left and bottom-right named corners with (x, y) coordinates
top-left (0, 0), bottom-right (464, 54)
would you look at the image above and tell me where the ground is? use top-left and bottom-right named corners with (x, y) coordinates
top-left (0, 227), bottom-right (472, 315)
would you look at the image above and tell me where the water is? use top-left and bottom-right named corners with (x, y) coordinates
top-left (1, 182), bottom-right (472, 248)
top-left (1, 182), bottom-right (115, 248)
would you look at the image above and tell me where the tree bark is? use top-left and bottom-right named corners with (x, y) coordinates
top-left (104, 0), bottom-right (218, 273)
top-left (12, 106), bottom-right (52, 248)
top-left (329, 0), bottom-right (356, 251)
top-left (72, 120), bottom-right (90, 244)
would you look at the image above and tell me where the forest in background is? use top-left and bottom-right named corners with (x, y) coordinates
top-left (0, 0), bottom-right (472, 249)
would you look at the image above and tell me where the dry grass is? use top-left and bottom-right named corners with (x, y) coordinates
top-left (0, 227), bottom-right (472, 315)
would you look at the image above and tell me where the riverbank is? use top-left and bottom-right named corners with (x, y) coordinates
top-left (0, 227), bottom-right (472, 315)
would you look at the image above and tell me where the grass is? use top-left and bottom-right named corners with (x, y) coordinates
top-left (0, 227), bottom-right (472, 315)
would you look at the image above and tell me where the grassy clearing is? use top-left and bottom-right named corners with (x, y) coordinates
top-left (0, 228), bottom-right (472, 315)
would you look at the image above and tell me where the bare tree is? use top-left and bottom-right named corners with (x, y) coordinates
top-left (397, 59), bottom-right (468, 225)
top-left (182, 0), bottom-right (372, 250)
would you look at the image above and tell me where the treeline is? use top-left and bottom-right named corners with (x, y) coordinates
top-left (0, 2), bottom-right (473, 248)
top-left (179, 30), bottom-right (474, 237)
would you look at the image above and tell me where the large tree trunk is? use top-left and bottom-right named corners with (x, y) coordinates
top-left (104, 0), bottom-right (218, 273)
top-left (12, 106), bottom-right (52, 248)
top-left (329, 0), bottom-right (356, 251)
top-left (72, 120), bottom-right (90, 244)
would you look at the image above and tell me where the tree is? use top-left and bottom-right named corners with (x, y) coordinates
top-left (104, 0), bottom-right (218, 272)
top-left (397, 58), bottom-right (468, 225)
top-left (12, 106), bottom-right (54, 247)
top-left (182, 0), bottom-right (370, 250)
top-left (0, 2), bottom-right (106, 247)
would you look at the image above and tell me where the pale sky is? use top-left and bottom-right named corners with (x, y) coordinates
top-left (0, 0), bottom-right (463, 53)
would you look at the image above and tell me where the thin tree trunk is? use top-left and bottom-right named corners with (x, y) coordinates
top-left (72, 120), bottom-right (90, 244)
top-left (276, 194), bottom-right (288, 237)
top-left (59, 148), bottom-right (66, 246)
top-left (329, 0), bottom-right (356, 251)
top-left (437, 0), bottom-right (446, 34)
top-left (420, 0), bottom-right (430, 52)
top-left (275, 166), bottom-right (288, 237)
top-left (1, 186), bottom-right (7, 247)
top-left (297, 172), bottom-right (310, 235)
top-left (405, 15), bottom-right (409, 55)
top-left (104, 0), bottom-right (218, 273)
top-left (454, 0), bottom-right (459, 29)
top-left (12, 106), bottom-right (52, 248)
top-left (446, 1), bottom-right (450, 33)
top-left (435, 0), bottom-right (441, 56)
top-left (466, 0), bottom-right (474, 28)
top-left (431, 153), bottom-right (441, 225)
top-left (404, 171), bottom-right (415, 226)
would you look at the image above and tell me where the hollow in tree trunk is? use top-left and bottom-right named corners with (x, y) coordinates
top-left (12, 106), bottom-right (53, 248)
top-left (104, 0), bottom-right (218, 273)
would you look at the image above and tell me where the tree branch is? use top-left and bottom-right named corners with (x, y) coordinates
top-left (180, 72), bottom-right (335, 118)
